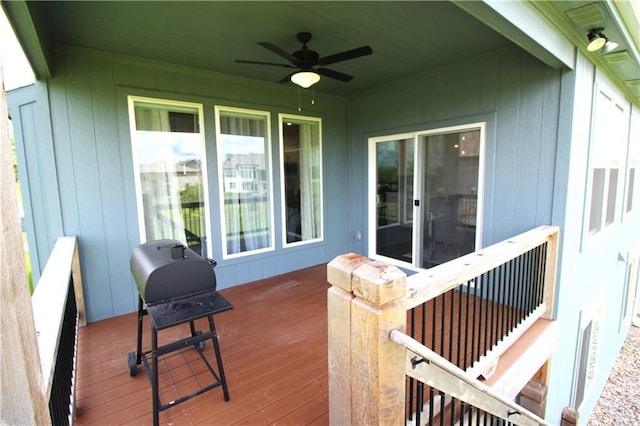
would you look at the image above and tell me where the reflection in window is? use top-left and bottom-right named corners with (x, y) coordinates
top-left (128, 97), bottom-right (209, 257)
top-left (216, 107), bottom-right (273, 257)
top-left (605, 169), bottom-right (618, 225)
top-left (280, 115), bottom-right (323, 244)
top-left (627, 168), bottom-right (636, 213)
top-left (588, 169), bottom-right (605, 235)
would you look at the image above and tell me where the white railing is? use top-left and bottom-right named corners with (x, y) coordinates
top-left (31, 236), bottom-right (85, 425)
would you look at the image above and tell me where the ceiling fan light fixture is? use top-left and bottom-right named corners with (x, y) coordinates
top-left (587, 28), bottom-right (607, 52)
top-left (291, 71), bottom-right (320, 88)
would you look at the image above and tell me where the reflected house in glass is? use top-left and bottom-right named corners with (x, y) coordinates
top-left (222, 153), bottom-right (267, 194)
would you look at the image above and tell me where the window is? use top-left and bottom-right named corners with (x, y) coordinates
top-left (369, 123), bottom-right (484, 270)
top-left (279, 114), bottom-right (323, 245)
top-left (586, 87), bottom-right (627, 237)
top-left (627, 168), bottom-right (635, 213)
top-left (215, 106), bottom-right (273, 258)
top-left (128, 97), bottom-right (211, 257)
top-left (573, 288), bottom-right (604, 409)
top-left (619, 250), bottom-right (639, 331)
top-left (625, 120), bottom-right (639, 214)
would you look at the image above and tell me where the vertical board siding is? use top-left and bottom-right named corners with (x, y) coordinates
top-left (8, 84), bottom-right (67, 286)
top-left (88, 59), bottom-right (135, 317)
top-left (348, 46), bottom-right (562, 250)
top-left (43, 49), bottom-right (349, 322)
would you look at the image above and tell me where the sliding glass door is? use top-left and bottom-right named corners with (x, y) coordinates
top-left (419, 129), bottom-right (481, 268)
top-left (369, 124), bottom-right (484, 269)
top-left (371, 135), bottom-right (415, 263)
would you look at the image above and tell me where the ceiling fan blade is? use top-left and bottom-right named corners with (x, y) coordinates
top-left (235, 59), bottom-right (296, 68)
top-left (258, 42), bottom-right (301, 65)
top-left (318, 46), bottom-right (373, 66)
top-left (316, 67), bottom-right (354, 82)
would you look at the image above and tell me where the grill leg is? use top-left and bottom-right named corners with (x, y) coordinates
top-left (151, 323), bottom-right (159, 426)
top-left (136, 295), bottom-right (144, 364)
top-left (207, 315), bottom-right (229, 401)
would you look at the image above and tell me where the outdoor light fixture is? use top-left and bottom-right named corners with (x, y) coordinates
top-left (291, 70), bottom-right (320, 88)
top-left (602, 40), bottom-right (619, 54)
top-left (587, 28), bottom-right (608, 52)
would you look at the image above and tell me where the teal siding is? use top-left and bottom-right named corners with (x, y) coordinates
top-left (346, 46), bottom-right (562, 254)
top-left (7, 83), bottom-right (64, 287)
top-left (36, 48), bottom-right (349, 322)
top-left (546, 51), bottom-right (640, 422)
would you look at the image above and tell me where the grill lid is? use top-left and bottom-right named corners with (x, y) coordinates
top-left (130, 240), bottom-right (216, 305)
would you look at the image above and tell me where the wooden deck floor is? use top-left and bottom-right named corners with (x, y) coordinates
top-left (74, 262), bottom-right (550, 425)
top-left (75, 264), bottom-right (330, 426)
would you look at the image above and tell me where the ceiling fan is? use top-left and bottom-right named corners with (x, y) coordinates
top-left (235, 32), bottom-right (373, 88)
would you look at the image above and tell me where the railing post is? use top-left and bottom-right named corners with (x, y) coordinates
top-left (327, 254), bottom-right (407, 425)
top-left (542, 229), bottom-right (559, 320)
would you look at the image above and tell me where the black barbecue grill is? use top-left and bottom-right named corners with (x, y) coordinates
top-left (128, 240), bottom-right (232, 426)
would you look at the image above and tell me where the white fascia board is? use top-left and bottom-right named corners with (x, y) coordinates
top-left (453, 0), bottom-right (576, 70)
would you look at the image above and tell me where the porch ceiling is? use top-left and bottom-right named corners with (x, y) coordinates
top-left (6, 1), bottom-right (516, 95)
top-left (3, 1), bottom-right (639, 99)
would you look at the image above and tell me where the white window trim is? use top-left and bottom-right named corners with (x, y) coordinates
top-left (571, 286), bottom-right (605, 410)
top-left (619, 246), bottom-right (640, 332)
top-left (214, 105), bottom-right (275, 260)
top-left (622, 108), bottom-right (639, 219)
top-left (368, 132), bottom-right (416, 270)
top-left (127, 95), bottom-right (212, 257)
top-left (278, 113), bottom-right (324, 248)
top-left (367, 122), bottom-right (486, 271)
top-left (583, 80), bottom-right (629, 246)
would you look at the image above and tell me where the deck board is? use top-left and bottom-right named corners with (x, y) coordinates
top-left (75, 264), bottom-right (330, 426)
top-left (74, 262), bottom-right (547, 425)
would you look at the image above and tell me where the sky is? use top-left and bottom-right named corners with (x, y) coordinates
top-left (0, 8), bottom-right (35, 91)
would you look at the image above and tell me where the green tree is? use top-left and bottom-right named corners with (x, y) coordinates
top-left (180, 183), bottom-right (202, 203)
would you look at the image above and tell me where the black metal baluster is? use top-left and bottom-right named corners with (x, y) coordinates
top-left (508, 257), bottom-right (516, 332)
top-left (483, 271), bottom-right (489, 356)
top-left (450, 396), bottom-right (456, 426)
top-left (441, 292), bottom-right (446, 359)
top-left (408, 308), bottom-right (415, 422)
top-left (457, 285), bottom-right (463, 368)
top-left (488, 269), bottom-right (495, 350)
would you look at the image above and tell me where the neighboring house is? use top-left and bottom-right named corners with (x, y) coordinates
top-left (3, 0), bottom-right (639, 423)
top-left (222, 153), bottom-right (267, 194)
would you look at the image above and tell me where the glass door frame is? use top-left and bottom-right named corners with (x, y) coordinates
top-left (368, 122), bottom-right (486, 270)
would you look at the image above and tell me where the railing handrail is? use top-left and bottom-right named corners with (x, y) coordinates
top-left (405, 225), bottom-right (559, 311)
top-left (31, 236), bottom-right (85, 398)
top-left (389, 329), bottom-right (551, 426)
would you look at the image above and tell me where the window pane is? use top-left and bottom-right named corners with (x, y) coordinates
top-left (129, 99), bottom-right (209, 257)
top-left (605, 168), bottom-right (618, 225)
top-left (588, 168), bottom-right (605, 234)
top-left (575, 320), bottom-right (592, 408)
top-left (627, 168), bottom-right (635, 213)
top-left (216, 108), bottom-right (272, 256)
top-left (281, 116), bottom-right (322, 244)
top-left (375, 139), bottom-right (414, 263)
top-left (422, 130), bottom-right (478, 268)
